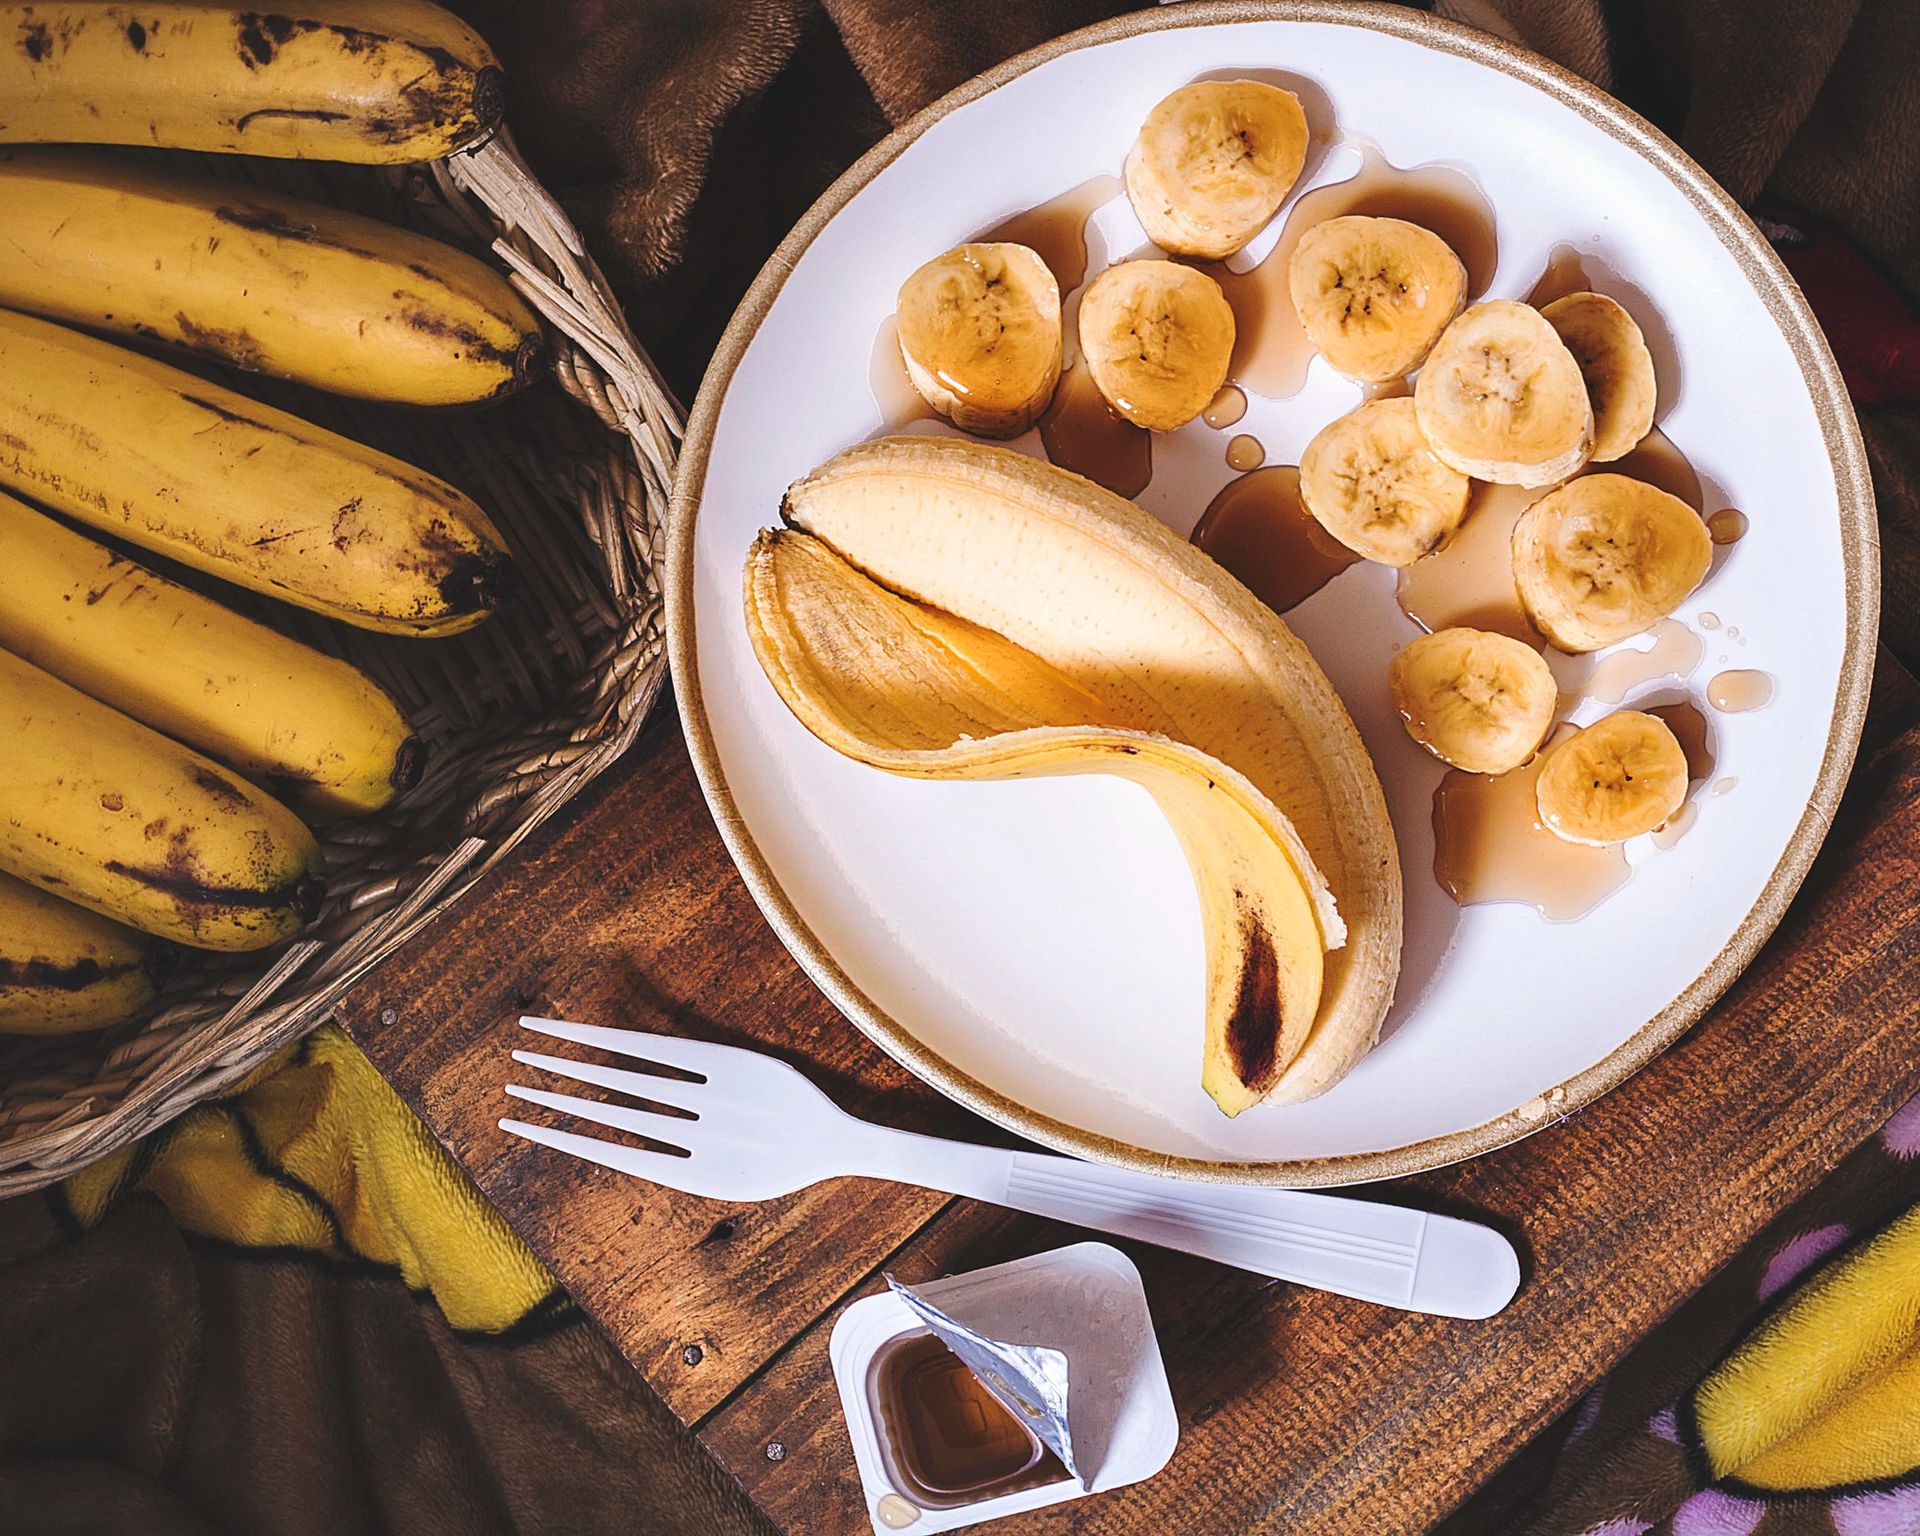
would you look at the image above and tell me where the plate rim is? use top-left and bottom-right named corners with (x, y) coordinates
top-left (663, 0), bottom-right (1879, 1186)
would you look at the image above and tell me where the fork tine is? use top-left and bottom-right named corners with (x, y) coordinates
top-left (498, 1118), bottom-right (698, 1190)
top-left (505, 1083), bottom-right (702, 1146)
top-left (511, 1050), bottom-right (704, 1114)
top-left (518, 1016), bottom-right (727, 1078)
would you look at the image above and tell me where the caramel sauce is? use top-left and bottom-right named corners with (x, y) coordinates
top-left (981, 173), bottom-right (1123, 295)
top-left (873, 1332), bottom-right (1063, 1507)
top-left (1431, 725), bottom-right (1631, 921)
top-left (869, 316), bottom-right (938, 429)
top-left (1708, 508), bottom-right (1749, 545)
top-left (1037, 365), bottom-right (1152, 497)
top-left (1395, 481), bottom-right (1542, 642)
top-left (1191, 466), bottom-right (1359, 613)
top-left (1203, 384), bottom-right (1248, 428)
top-left (1708, 669), bottom-right (1775, 713)
top-left (1570, 619), bottom-right (1704, 706)
top-left (1226, 433), bottom-right (1266, 471)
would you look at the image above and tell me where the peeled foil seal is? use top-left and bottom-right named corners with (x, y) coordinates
top-left (884, 1271), bottom-right (1086, 1490)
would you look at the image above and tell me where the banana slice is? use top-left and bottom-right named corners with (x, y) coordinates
top-left (1124, 80), bottom-right (1309, 260)
top-left (1535, 710), bottom-right (1688, 845)
top-left (1388, 627), bottom-right (1557, 775)
top-left (1541, 292), bottom-right (1656, 462)
top-left (1078, 260), bottom-right (1236, 431)
top-left (1288, 215), bottom-right (1467, 383)
top-left (895, 242), bottom-right (1062, 438)
top-left (1512, 473), bottom-right (1712, 652)
top-left (1413, 300), bottom-right (1593, 486)
top-left (1299, 397), bottom-right (1471, 565)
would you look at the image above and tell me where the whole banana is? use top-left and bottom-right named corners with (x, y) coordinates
top-left (0, 147), bottom-right (542, 405)
top-left (0, 310), bottom-right (515, 635)
top-left (0, 870), bottom-right (172, 1034)
top-left (0, 649), bottom-right (324, 952)
top-left (0, 0), bottom-right (503, 163)
top-left (0, 492), bottom-right (421, 818)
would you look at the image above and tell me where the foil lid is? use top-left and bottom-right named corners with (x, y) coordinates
top-left (884, 1271), bottom-right (1085, 1489)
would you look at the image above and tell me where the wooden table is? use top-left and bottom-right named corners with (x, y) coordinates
top-left (337, 649), bottom-right (1920, 1535)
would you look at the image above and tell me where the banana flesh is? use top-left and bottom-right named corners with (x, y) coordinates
top-left (1288, 215), bottom-right (1467, 383)
top-left (0, 870), bottom-right (170, 1034)
top-left (0, 492), bottom-right (419, 818)
top-left (0, 650), bottom-right (324, 952)
top-left (1512, 473), bottom-right (1711, 652)
top-left (0, 310), bottom-right (514, 635)
top-left (1414, 299), bottom-right (1593, 486)
top-left (1124, 80), bottom-right (1309, 260)
top-left (774, 436), bottom-right (1402, 1111)
top-left (1299, 397), bottom-right (1471, 565)
top-left (0, 0), bottom-right (503, 163)
top-left (1540, 292), bottom-right (1657, 463)
top-left (895, 242), bottom-right (1062, 438)
top-left (1535, 710), bottom-right (1688, 845)
top-left (1388, 627), bottom-right (1556, 775)
top-left (1077, 259), bottom-right (1235, 431)
top-left (0, 147), bottom-right (542, 406)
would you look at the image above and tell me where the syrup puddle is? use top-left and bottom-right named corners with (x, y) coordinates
top-left (1708, 508), bottom-right (1749, 545)
top-left (1645, 700), bottom-right (1716, 783)
top-left (1191, 466), bottom-right (1359, 614)
top-left (1564, 619), bottom-right (1704, 706)
top-left (1037, 367), bottom-right (1151, 497)
top-left (1226, 434), bottom-right (1265, 471)
top-left (869, 316), bottom-right (937, 429)
top-left (1203, 384), bottom-right (1247, 429)
top-left (1708, 669), bottom-right (1775, 713)
top-left (981, 173), bottom-right (1123, 294)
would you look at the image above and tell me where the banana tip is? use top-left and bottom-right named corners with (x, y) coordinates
top-left (510, 333), bottom-right (546, 392)
top-left (142, 940), bottom-right (180, 991)
top-left (440, 549), bottom-right (518, 615)
top-left (391, 736), bottom-right (428, 793)
top-left (293, 875), bottom-right (328, 926)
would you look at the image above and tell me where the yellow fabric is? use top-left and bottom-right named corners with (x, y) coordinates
top-left (1693, 1202), bottom-right (1920, 1493)
top-left (62, 1024), bottom-right (556, 1334)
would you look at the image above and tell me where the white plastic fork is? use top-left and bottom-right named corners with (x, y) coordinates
top-left (500, 1016), bottom-right (1520, 1318)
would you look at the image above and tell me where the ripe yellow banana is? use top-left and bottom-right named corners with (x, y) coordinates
top-left (0, 492), bottom-right (419, 818)
top-left (0, 0), bottom-right (502, 163)
top-left (1540, 292), bottom-right (1657, 462)
top-left (1124, 80), bottom-right (1309, 260)
top-left (895, 242), bottom-right (1061, 437)
top-left (1388, 627), bottom-right (1556, 775)
top-left (0, 147), bottom-right (542, 405)
top-left (1288, 215), bottom-right (1466, 383)
top-left (1512, 473), bottom-right (1711, 652)
top-left (1299, 397), bottom-right (1471, 565)
top-left (0, 649), bottom-right (324, 951)
top-left (1077, 259), bottom-right (1235, 431)
top-left (1535, 710), bottom-right (1687, 845)
top-left (1414, 300), bottom-right (1593, 486)
top-left (771, 436), bottom-right (1402, 1112)
top-left (0, 310), bottom-right (514, 635)
top-left (0, 870), bottom-right (171, 1034)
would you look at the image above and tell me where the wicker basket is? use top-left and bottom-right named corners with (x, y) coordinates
top-left (0, 133), bottom-right (680, 1196)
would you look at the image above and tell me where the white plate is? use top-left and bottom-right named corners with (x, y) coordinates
top-left (666, 2), bottom-right (1875, 1184)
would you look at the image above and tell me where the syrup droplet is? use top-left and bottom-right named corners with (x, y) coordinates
top-left (869, 316), bottom-right (937, 429)
top-left (980, 173), bottom-right (1124, 295)
top-left (1202, 384), bottom-right (1248, 429)
top-left (1037, 366), bottom-right (1151, 498)
top-left (1699, 612), bottom-right (1721, 631)
top-left (1711, 776), bottom-right (1739, 797)
top-left (1708, 669), bottom-right (1775, 713)
top-left (1651, 801), bottom-right (1698, 850)
top-left (1525, 243), bottom-right (1592, 306)
top-left (1192, 465), bottom-right (1359, 614)
top-left (875, 1494), bottom-right (922, 1530)
top-left (1225, 433), bottom-right (1265, 471)
top-left (1707, 507), bottom-right (1749, 545)
top-left (1570, 620), bottom-right (1704, 706)
top-left (1724, 625), bottom-right (1739, 641)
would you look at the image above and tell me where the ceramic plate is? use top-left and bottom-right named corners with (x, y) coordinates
top-left (666, 2), bottom-right (1874, 1184)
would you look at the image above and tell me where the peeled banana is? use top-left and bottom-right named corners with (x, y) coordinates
top-left (0, 493), bottom-right (419, 818)
top-left (1299, 397), bottom-right (1471, 565)
top-left (0, 871), bottom-right (172, 1034)
top-left (0, 310), bottom-right (514, 635)
top-left (0, 650), bottom-right (324, 951)
top-left (0, 0), bottom-right (503, 163)
top-left (1540, 292), bottom-right (1657, 463)
top-left (1288, 216), bottom-right (1466, 383)
top-left (0, 147), bottom-right (542, 405)
top-left (1414, 300), bottom-right (1593, 486)
top-left (1077, 260), bottom-right (1235, 431)
top-left (770, 436), bottom-right (1402, 1113)
top-left (1388, 627), bottom-right (1556, 775)
top-left (1512, 473), bottom-right (1711, 652)
top-left (1535, 710), bottom-right (1688, 845)
top-left (1124, 79), bottom-right (1309, 260)
top-left (895, 243), bottom-right (1061, 437)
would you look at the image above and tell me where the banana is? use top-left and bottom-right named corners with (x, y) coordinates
top-left (747, 527), bottom-right (1329, 1113)
top-left (773, 435), bottom-right (1402, 1113)
top-left (1123, 79), bottom-right (1309, 260)
top-left (0, 0), bottom-right (502, 163)
top-left (0, 310), bottom-right (514, 635)
top-left (895, 242), bottom-right (1061, 438)
top-left (0, 493), bottom-right (419, 818)
top-left (1298, 397), bottom-right (1471, 565)
top-left (1535, 709), bottom-right (1688, 845)
top-left (0, 649), bottom-right (324, 951)
top-left (0, 147), bottom-right (542, 405)
top-left (1077, 260), bottom-right (1235, 431)
top-left (1540, 292), bottom-right (1657, 463)
top-left (0, 870), bottom-right (171, 1033)
top-left (1388, 626), bottom-right (1556, 775)
top-left (1413, 299), bottom-right (1593, 486)
top-left (1287, 215), bottom-right (1467, 383)
top-left (1512, 473), bottom-right (1711, 652)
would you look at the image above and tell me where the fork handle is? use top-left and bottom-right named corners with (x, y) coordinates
top-left (854, 1132), bottom-right (1518, 1319)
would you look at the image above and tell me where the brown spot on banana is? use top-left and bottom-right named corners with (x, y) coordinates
top-left (104, 857), bottom-right (325, 919)
top-left (172, 312), bottom-right (266, 371)
top-left (1225, 911), bottom-right (1282, 1096)
top-left (0, 953), bottom-right (118, 992)
top-left (187, 764), bottom-right (250, 809)
top-left (125, 18), bottom-right (146, 48)
top-left (19, 19), bottom-right (52, 59)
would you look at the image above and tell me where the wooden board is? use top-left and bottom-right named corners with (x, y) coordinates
top-left (337, 647), bottom-right (1920, 1532)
